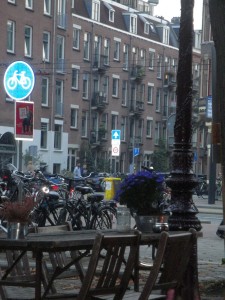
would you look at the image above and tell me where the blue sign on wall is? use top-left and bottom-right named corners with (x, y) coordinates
top-left (111, 130), bottom-right (121, 141)
top-left (3, 61), bottom-right (35, 100)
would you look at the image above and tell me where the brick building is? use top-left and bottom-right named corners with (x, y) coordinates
top-left (0, 0), bottom-right (201, 174)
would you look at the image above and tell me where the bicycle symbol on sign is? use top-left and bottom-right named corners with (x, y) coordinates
top-left (6, 70), bottom-right (32, 90)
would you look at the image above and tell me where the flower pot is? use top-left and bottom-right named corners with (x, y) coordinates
top-left (7, 222), bottom-right (28, 239)
top-left (135, 215), bottom-right (169, 233)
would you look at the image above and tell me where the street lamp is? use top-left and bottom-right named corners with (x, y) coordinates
top-left (165, 0), bottom-right (202, 231)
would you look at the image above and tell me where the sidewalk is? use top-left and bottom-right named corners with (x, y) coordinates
top-left (2, 196), bottom-right (225, 300)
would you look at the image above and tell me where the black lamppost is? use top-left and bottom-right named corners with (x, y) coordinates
top-left (166, 0), bottom-right (202, 231)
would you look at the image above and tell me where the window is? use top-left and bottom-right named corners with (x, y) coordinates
top-left (121, 116), bottom-right (127, 141)
top-left (154, 121), bottom-right (160, 145)
top-left (54, 124), bottom-right (62, 150)
top-left (111, 114), bottom-right (118, 130)
top-left (73, 25), bottom-right (80, 50)
top-left (43, 31), bottom-right (50, 62)
top-left (114, 39), bottom-right (120, 61)
top-left (109, 9), bottom-right (114, 22)
top-left (122, 80), bottom-right (128, 106)
top-left (144, 22), bottom-right (149, 34)
top-left (82, 74), bottom-right (89, 99)
top-left (147, 84), bottom-right (154, 104)
top-left (140, 84), bottom-right (145, 104)
top-left (24, 26), bottom-right (32, 57)
top-left (72, 66), bottom-right (79, 90)
top-left (100, 113), bottom-right (108, 138)
top-left (44, 0), bottom-right (51, 15)
top-left (112, 77), bottom-right (119, 97)
top-left (71, 107), bottom-right (78, 128)
top-left (57, 0), bottom-right (66, 28)
top-left (55, 80), bottom-right (63, 116)
top-left (25, 0), bottom-right (33, 9)
top-left (41, 77), bottom-right (49, 106)
top-left (93, 35), bottom-right (101, 68)
top-left (130, 15), bottom-right (137, 34)
top-left (40, 122), bottom-right (48, 149)
top-left (146, 119), bottom-right (153, 137)
top-left (81, 111), bottom-right (88, 137)
top-left (92, 0), bottom-right (100, 22)
top-left (140, 49), bottom-right (146, 67)
top-left (163, 26), bottom-right (170, 45)
top-left (157, 56), bottom-right (162, 79)
top-left (104, 1), bottom-right (115, 22)
top-left (7, 20), bottom-right (15, 53)
top-left (123, 44), bottom-right (129, 70)
top-left (103, 38), bottom-right (110, 65)
top-left (67, 148), bottom-right (76, 172)
top-left (148, 50), bottom-right (155, 70)
top-left (103, 76), bottom-right (109, 102)
top-left (83, 32), bottom-right (91, 60)
top-left (156, 88), bottom-right (161, 112)
top-left (56, 35), bottom-right (65, 72)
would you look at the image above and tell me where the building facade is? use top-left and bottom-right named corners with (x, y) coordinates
top-left (0, 0), bottom-right (201, 174)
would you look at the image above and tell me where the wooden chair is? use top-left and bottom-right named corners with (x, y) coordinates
top-left (34, 222), bottom-right (85, 283)
top-left (44, 230), bottom-right (141, 300)
top-left (96, 229), bottom-right (197, 300)
top-left (0, 249), bottom-right (51, 300)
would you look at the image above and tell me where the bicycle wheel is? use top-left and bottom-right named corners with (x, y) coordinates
top-left (90, 208), bottom-right (112, 229)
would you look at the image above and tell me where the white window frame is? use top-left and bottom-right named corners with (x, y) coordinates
top-left (92, 0), bottom-right (100, 22)
top-left (7, 20), bottom-right (15, 53)
top-left (144, 22), bottom-right (149, 34)
top-left (82, 74), bottom-right (89, 99)
top-left (122, 80), bottom-right (128, 106)
top-left (73, 25), bottom-right (81, 50)
top-left (57, 0), bottom-right (66, 28)
top-left (156, 88), bottom-right (161, 112)
top-left (25, 0), bottom-right (33, 9)
top-left (43, 31), bottom-right (50, 62)
top-left (112, 76), bottom-right (119, 98)
top-left (56, 35), bottom-right (65, 73)
top-left (83, 32), bottom-right (90, 61)
top-left (103, 38), bottom-right (110, 65)
top-left (121, 116), bottom-right (127, 141)
top-left (146, 118), bottom-right (153, 138)
top-left (149, 49), bottom-right (155, 70)
top-left (8, 0), bottom-right (16, 4)
top-left (54, 123), bottom-right (62, 150)
top-left (154, 121), bottom-right (160, 145)
top-left (40, 120), bottom-right (49, 149)
top-left (111, 113), bottom-right (118, 130)
top-left (123, 44), bottom-right (129, 70)
top-left (70, 105), bottom-right (79, 129)
top-left (44, 0), bottom-right (51, 15)
top-left (24, 25), bottom-right (32, 57)
top-left (147, 83), bottom-right (154, 104)
top-left (114, 38), bottom-right (121, 61)
top-left (163, 26), bottom-right (170, 45)
top-left (41, 77), bottom-right (49, 106)
top-left (72, 65), bottom-right (80, 90)
top-left (130, 15), bottom-right (137, 34)
top-left (55, 80), bottom-right (64, 116)
top-left (81, 111), bottom-right (88, 137)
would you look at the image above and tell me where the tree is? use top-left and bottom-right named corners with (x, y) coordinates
top-left (151, 139), bottom-right (169, 172)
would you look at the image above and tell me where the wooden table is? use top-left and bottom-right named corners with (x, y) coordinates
top-left (0, 229), bottom-right (200, 300)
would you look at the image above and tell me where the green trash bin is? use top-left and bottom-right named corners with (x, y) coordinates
top-left (104, 177), bottom-right (121, 200)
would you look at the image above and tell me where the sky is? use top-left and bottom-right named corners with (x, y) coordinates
top-left (154, 0), bottom-right (203, 30)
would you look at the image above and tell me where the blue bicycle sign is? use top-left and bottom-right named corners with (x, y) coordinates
top-left (3, 61), bottom-right (35, 100)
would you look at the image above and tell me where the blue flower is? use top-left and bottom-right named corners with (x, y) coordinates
top-left (115, 170), bottom-right (165, 215)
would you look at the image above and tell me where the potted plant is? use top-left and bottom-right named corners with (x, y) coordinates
top-left (0, 197), bottom-right (36, 239)
top-left (115, 170), bottom-right (168, 232)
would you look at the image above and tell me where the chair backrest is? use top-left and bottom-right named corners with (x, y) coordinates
top-left (77, 230), bottom-right (141, 300)
top-left (139, 228), bottom-right (196, 300)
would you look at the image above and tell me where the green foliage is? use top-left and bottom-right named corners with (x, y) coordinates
top-left (152, 139), bottom-right (169, 172)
